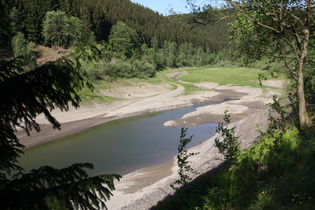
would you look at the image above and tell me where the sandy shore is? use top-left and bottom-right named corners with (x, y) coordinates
top-left (17, 78), bottom-right (283, 209)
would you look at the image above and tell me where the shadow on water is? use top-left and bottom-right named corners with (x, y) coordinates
top-left (18, 102), bottom-right (219, 176)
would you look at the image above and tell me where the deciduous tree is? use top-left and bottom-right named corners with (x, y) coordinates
top-left (188, 0), bottom-right (315, 129)
top-left (227, 0), bottom-right (314, 130)
top-left (11, 32), bottom-right (37, 68)
top-left (109, 21), bottom-right (141, 59)
top-left (42, 10), bottom-right (69, 51)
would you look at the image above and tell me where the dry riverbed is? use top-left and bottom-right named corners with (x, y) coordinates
top-left (17, 77), bottom-right (284, 209)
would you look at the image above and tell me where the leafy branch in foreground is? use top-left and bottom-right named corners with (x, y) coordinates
top-left (2, 163), bottom-right (121, 209)
top-left (171, 127), bottom-right (199, 190)
top-left (214, 110), bottom-right (240, 163)
top-left (0, 48), bottom-right (120, 208)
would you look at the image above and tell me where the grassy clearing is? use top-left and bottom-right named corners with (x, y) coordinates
top-left (179, 67), bottom-right (268, 88)
top-left (177, 82), bottom-right (205, 95)
top-left (161, 67), bottom-right (274, 95)
top-left (77, 86), bottom-right (115, 105)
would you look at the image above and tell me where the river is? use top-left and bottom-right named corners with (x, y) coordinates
top-left (18, 102), bottom-right (218, 176)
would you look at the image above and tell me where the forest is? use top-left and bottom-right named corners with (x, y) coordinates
top-left (1, 0), bottom-right (315, 209)
top-left (1, 0), bottom-right (231, 49)
top-left (0, 0), bottom-right (234, 84)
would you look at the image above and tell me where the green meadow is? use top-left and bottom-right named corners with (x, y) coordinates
top-left (179, 67), bottom-right (266, 88)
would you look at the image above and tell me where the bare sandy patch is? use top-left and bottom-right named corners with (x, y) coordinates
top-left (100, 82), bottom-right (173, 99)
top-left (261, 79), bottom-right (286, 88)
top-left (163, 84), bottom-right (277, 127)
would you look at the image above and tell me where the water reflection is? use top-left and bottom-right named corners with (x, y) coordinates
top-left (19, 103), bottom-right (217, 176)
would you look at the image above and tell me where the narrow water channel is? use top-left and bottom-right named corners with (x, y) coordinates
top-left (18, 103), bottom-right (218, 176)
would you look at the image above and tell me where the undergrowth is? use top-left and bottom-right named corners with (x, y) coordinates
top-left (154, 102), bottom-right (315, 209)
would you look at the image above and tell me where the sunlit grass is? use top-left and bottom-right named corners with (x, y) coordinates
top-left (179, 67), bottom-right (268, 88)
top-left (77, 86), bottom-right (115, 105)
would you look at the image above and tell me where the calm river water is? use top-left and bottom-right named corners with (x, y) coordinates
top-left (19, 103), bottom-right (218, 176)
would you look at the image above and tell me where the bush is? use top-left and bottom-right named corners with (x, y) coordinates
top-left (82, 60), bottom-right (105, 80)
top-left (11, 32), bottom-right (37, 68)
top-left (106, 61), bottom-right (133, 78)
top-left (214, 110), bottom-right (240, 163)
top-left (132, 60), bottom-right (156, 79)
top-left (171, 128), bottom-right (198, 190)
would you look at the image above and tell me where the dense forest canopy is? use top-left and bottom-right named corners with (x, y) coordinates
top-left (0, 0), bottom-right (235, 82)
top-left (1, 0), bottom-right (231, 52)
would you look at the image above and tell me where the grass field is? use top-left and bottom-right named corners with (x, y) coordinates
top-left (179, 67), bottom-right (266, 88)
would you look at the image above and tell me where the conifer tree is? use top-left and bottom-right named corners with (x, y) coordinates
top-left (0, 8), bottom-right (120, 208)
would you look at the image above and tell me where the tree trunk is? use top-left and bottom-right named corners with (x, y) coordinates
top-left (297, 62), bottom-right (310, 130)
top-left (297, 0), bottom-right (312, 130)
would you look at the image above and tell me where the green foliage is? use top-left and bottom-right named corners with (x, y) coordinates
top-left (3, 0), bottom-right (233, 54)
top-left (156, 127), bottom-right (314, 209)
top-left (171, 128), bottom-right (198, 190)
top-left (11, 32), bottom-right (37, 69)
top-left (0, 44), bottom-right (121, 208)
top-left (3, 1), bottom-right (236, 82)
top-left (9, 7), bottom-right (20, 35)
top-left (67, 16), bottom-right (84, 47)
top-left (77, 42), bottom-right (157, 81)
top-left (2, 163), bottom-right (121, 209)
top-left (0, 3), bottom-right (11, 47)
top-left (42, 10), bottom-right (69, 50)
top-left (287, 61), bottom-right (315, 126)
top-left (215, 110), bottom-right (240, 163)
top-left (203, 187), bottom-right (229, 209)
top-left (109, 21), bottom-right (140, 59)
top-left (155, 94), bottom-right (315, 209)
top-left (2, 0), bottom-right (59, 42)
top-left (180, 67), bottom-right (265, 88)
top-left (229, 14), bottom-right (261, 63)
top-left (266, 96), bottom-right (289, 134)
top-left (42, 10), bottom-right (84, 50)
top-left (227, 0), bottom-right (314, 129)
top-left (109, 61), bottom-right (133, 78)
top-left (132, 59), bottom-right (156, 79)
top-left (201, 126), bottom-right (315, 209)
top-left (11, 32), bottom-right (27, 57)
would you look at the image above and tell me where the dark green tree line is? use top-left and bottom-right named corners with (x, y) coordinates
top-left (2, 0), bottom-right (232, 53)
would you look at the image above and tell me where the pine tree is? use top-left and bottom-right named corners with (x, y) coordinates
top-left (0, 9), bottom-right (120, 208)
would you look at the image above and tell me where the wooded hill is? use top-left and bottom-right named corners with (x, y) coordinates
top-left (1, 0), bottom-right (231, 52)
